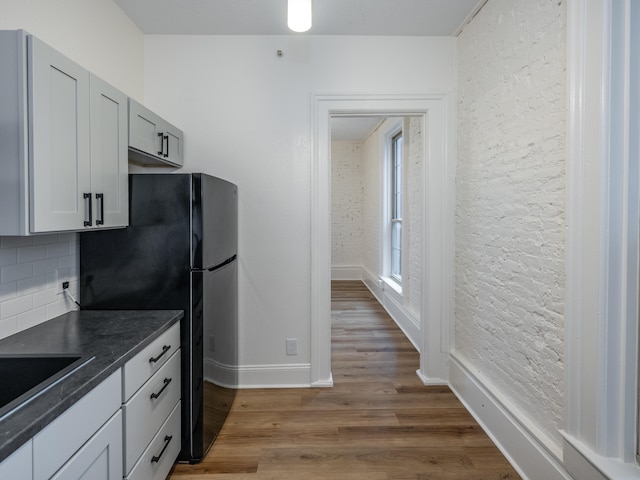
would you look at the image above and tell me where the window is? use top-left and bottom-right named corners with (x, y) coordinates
top-left (390, 131), bottom-right (402, 282)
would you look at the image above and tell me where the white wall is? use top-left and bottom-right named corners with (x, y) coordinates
top-left (454, 0), bottom-right (566, 456)
top-left (362, 126), bottom-right (382, 280)
top-left (331, 141), bottom-right (364, 272)
top-left (404, 116), bottom-right (423, 317)
top-left (0, 0), bottom-right (144, 340)
top-left (366, 117), bottom-right (422, 348)
top-left (0, 0), bottom-right (144, 100)
top-left (143, 35), bottom-right (455, 384)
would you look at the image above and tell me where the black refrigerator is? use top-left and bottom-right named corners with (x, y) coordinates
top-left (79, 173), bottom-right (238, 463)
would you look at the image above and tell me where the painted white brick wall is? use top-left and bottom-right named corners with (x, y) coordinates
top-left (0, 234), bottom-right (79, 340)
top-left (405, 117), bottom-right (423, 317)
top-left (331, 141), bottom-right (364, 267)
top-left (361, 130), bottom-right (382, 277)
top-left (455, 0), bottom-right (566, 451)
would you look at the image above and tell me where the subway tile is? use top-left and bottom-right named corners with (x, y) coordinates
top-left (17, 245), bottom-right (47, 263)
top-left (0, 283), bottom-right (18, 302)
top-left (46, 242), bottom-right (71, 258)
top-left (58, 233), bottom-right (78, 244)
top-left (18, 275), bottom-right (47, 296)
top-left (1, 236), bottom-right (33, 248)
top-left (18, 306), bottom-right (47, 330)
top-left (47, 298), bottom-right (71, 319)
top-left (0, 248), bottom-right (17, 267)
top-left (33, 258), bottom-right (59, 276)
top-left (58, 254), bottom-right (78, 272)
top-left (1, 262), bottom-right (33, 284)
top-left (1, 295), bottom-right (33, 319)
top-left (32, 234), bottom-right (59, 245)
top-left (0, 316), bottom-right (19, 341)
top-left (33, 287), bottom-right (58, 309)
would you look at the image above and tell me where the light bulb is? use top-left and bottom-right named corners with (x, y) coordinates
top-left (288, 0), bottom-right (312, 33)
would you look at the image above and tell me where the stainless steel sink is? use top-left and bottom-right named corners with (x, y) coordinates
top-left (0, 354), bottom-right (93, 419)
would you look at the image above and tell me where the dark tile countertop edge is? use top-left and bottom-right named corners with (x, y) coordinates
top-left (0, 309), bottom-right (183, 463)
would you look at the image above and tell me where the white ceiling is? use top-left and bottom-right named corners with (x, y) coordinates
top-left (331, 117), bottom-right (383, 142)
top-left (114, 0), bottom-right (484, 36)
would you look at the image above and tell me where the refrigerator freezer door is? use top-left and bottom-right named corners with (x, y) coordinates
top-left (191, 174), bottom-right (238, 270)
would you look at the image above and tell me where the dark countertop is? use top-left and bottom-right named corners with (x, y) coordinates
top-left (0, 309), bottom-right (183, 463)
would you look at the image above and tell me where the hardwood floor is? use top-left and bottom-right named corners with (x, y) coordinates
top-left (168, 280), bottom-right (520, 479)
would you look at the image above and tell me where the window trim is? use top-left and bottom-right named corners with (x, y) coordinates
top-left (390, 130), bottom-right (403, 283)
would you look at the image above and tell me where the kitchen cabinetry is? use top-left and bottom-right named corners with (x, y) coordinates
top-left (122, 323), bottom-right (181, 480)
top-left (33, 370), bottom-right (121, 480)
top-left (128, 99), bottom-right (184, 168)
top-left (0, 30), bottom-right (128, 235)
top-left (0, 440), bottom-right (32, 480)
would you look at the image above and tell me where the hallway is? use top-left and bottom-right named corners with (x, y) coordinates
top-left (168, 281), bottom-right (519, 479)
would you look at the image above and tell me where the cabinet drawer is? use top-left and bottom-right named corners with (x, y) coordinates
top-left (125, 401), bottom-right (181, 480)
top-left (123, 350), bottom-right (180, 474)
top-left (122, 322), bottom-right (180, 401)
top-left (33, 370), bottom-right (121, 480)
top-left (50, 410), bottom-right (122, 480)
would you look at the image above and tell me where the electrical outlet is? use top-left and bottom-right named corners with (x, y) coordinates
top-left (56, 268), bottom-right (70, 295)
top-left (286, 338), bottom-right (298, 356)
top-left (208, 335), bottom-right (216, 352)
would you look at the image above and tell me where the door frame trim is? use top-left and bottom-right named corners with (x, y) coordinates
top-left (310, 93), bottom-right (455, 386)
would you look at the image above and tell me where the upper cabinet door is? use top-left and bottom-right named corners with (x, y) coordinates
top-left (164, 125), bottom-right (183, 166)
top-left (28, 35), bottom-right (91, 233)
top-left (90, 74), bottom-right (128, 229)
top-left (128, 99), bottom-right (183, 168)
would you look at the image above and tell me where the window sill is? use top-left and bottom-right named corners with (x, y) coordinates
top-left (382, 276), bottom-right (402, 296)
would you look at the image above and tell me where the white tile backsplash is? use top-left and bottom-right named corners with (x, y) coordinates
top-left (0, 233), bottom-right (79, 340)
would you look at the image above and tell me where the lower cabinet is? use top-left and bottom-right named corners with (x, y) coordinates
top-left (33, 371), bottom-right (121, 480)
top-left (49, 411), bottom-right (122, 480)
top-left (0, 440), bottom-right (32, 480)
top-left (125, 401), bottom-right (181, 480)
top-left (0, 323), bottom-right (182, 480)
top-left (122, 325), bottom-right (181, 480)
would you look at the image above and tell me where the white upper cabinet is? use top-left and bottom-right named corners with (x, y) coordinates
top-left (0, 30), bottom-right (128, 235)
top-left (128, 99), bottom-right (183, 168)
top-left (89, 75), bottom-right (129, 229)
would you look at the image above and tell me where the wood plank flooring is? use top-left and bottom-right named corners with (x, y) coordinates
top-left (168, 280), bottom-right (520, 479)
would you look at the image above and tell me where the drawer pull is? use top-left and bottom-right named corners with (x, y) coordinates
top-left (151, 435), bottom-right (173, 464)
top-left (149, 345), bottom-right (171, 364)
top-left (150, 377), bottom-right (172, 400)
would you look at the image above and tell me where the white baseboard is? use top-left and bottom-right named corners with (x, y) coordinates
top-left (562, 432), bottom-right (640, 480)
top-left (204, 358), bottom-right (237, 388)
top-left (361, 268), bottom-right (421, 351)
top-left (449, 353), bottom-right (572, 480)
top-left (415, 368), bottom-right (447, 385)
top-left (236, 362), bottom-right (312, 388)
top-left (331, 265), bottom-right (363, 280)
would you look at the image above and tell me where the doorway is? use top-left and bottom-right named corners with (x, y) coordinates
top-left (310, 93), bottom-right (455, 387)
top-left (330, 115), bottom-right (423, 353)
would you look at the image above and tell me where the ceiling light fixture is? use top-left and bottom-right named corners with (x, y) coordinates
top-left (288, 0), bottom-right (312, 33)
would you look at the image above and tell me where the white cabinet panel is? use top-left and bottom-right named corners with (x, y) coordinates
top-left (0, 30), bottom-right (129, 235)
top-left (122, 323), bottom-right (180, 401)
top-left (33, 370), bottom-right (121, 480)
top-left (128, 98), bottom-right (183, 168)
top-left (50, 411), bottom-right (122, 480)
top-left (123, 350), bottom-right (180, 474)
top-left (28, 34), bottom-right (91, 233)
top-left (0, 440), bottom-right (32, 480)
top-left (89, 74), bottom-right (128, 229)
top-left (125, 401), bottom-right (181, 480)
